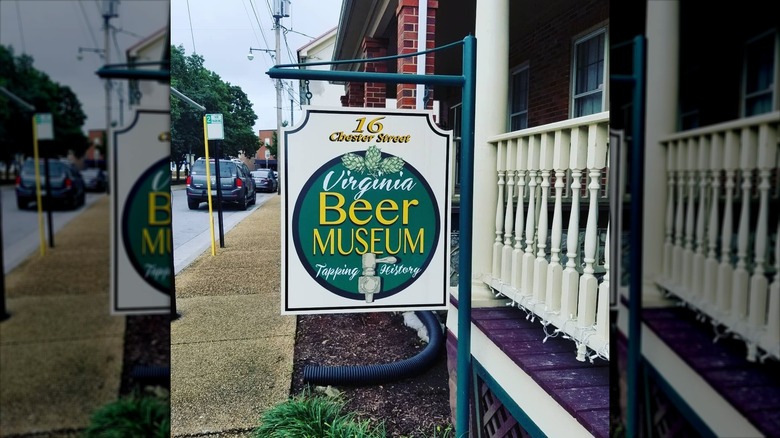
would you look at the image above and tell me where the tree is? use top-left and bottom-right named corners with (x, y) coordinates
top-left (0, 45), bottom-right (89, 168)
top-left (170, 45), bottom-right (259, 166)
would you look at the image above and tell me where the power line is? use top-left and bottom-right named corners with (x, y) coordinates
top-left (248, 0), bottom-right (272, 56)
top-left (284, 27), bottom-right (316, 40)
top-left (186, 0), bottom-right (197, 53)
top-left (78, 0), bottom-right (100, 48)
top-left (240, 0), bottom-right (263, 48)
top-left (14, 1), bottom-right (26, 53)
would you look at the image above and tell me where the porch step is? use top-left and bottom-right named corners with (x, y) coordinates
top-left (467, 305), bottom-right (610, 437)
top-left (642, 307), bottom-right (780, 435)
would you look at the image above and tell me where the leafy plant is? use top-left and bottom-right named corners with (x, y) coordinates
top-left (82, 391), bottom-right (169, 438)
top-left (252, 393), bottom-right (386, 438)
top-left (341, 145), bottom-right (405, 177)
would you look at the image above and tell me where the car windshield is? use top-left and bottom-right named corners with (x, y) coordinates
top-left (22, 160), bottom-right (66, 177)
top-left (192, 161), bottom-right (237, 176)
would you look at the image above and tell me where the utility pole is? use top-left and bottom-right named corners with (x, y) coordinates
top-left (289, 81), bottom-right (294, 127)
top-left (102, 0), bottom-right (118, 159)
top-left (274, 2), bottom-right (283, 156)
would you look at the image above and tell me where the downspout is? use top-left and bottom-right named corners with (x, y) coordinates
top-left (302, 311), bottom-right (443, 386)
top-left (416, 0), bottom-right (427, 109)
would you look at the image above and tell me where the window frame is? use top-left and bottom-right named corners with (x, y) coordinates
top-left (741, 28), bottom-right (779, 117)
top-left (508, 62), bottom-right (530, 132)
top-left (570, 27), bottom-right (609, 118)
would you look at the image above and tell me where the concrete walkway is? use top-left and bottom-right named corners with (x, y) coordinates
top-left (0, 196), bottom-right (125, 436)
top-left (171, 194), bottom-right (295, 436)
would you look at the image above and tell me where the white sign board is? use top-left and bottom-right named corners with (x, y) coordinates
top-left (111, 110), bottom-right (172, 314)
top-left (282, 107), bottom-right (453, 314)
top-left (35, 113), bottom-right (54, 140)
top-left (206, 113), bottom-right (224, 140)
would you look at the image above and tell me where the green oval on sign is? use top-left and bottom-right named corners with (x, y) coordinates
top-left (121, 157), bottom-right (172, 294)
top-left (293, 146), bottom-right (440, 302)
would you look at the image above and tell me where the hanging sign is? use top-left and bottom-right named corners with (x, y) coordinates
top-left (111, 110), bottom-right (172, 314)
top-left (282, 107), bottom-right (452, 314)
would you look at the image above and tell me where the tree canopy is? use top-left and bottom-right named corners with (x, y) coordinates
top-left (170, 45), bottom-right (259, 164)
top-left (0, 45), bottom-right (89, 164)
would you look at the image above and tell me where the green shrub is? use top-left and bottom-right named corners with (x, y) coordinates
top-left (252, 393), bottom-right (386, 438)
top-left (82, 391), bottom-right (169, 438)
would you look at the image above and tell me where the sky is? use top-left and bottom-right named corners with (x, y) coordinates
top-left (0, 0), bottom-right (170, 134)
top-left (170, 0), bottom-right (344, 133)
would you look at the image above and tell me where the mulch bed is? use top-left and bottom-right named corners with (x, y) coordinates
top-left (120, 311), bottom-right (453, 437)
top-left (290, 312), bottom-right (453, 437)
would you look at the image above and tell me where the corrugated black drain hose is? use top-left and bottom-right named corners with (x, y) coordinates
top-left (303, 310), bottom-right (444, 386)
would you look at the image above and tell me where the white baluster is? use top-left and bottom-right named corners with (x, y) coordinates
top-left (683, 137), bottom-right (698, 294)
top-left (596, 222), bottom-right (610, 342)
top-left (511, 138), bottom-right (529, 289)
top-left (664, 141), bottom-right (676, 281)
top-left (492, 140), bottom-right (506, 281)
top-left (764, 218), bottom-right (780, 350)
top-left (545, 129), bottom-right (571, 312)
top-left (703, 133), bottom-right (724, 312)
top-left (521, 135), bottom-right (540, 297)
top-left (561, 127), bottom-right (587, 319)
top-left (748, 124), bottom-right (776, 334)
top-left (717, 131), bottom-right (739, 315)
top-left (692, 136), bottom-right (710, 300)
top-left (578, 123), bottom-right (607, 330)
top-left (501, 140), bottom-right (517, 284)
top-left (732, 127), bottom-right (757, 323)
top-left (673, 139), bottom-right (687, 287)
top-left (533, 133), bottom-right (553, 303)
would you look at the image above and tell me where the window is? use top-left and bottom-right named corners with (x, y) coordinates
top-left (743, 30), bottom-right (778, 117)
top-left (572, 29), bottom-right (607, 117)
top-left (510, 65), bottom-right (529, 131)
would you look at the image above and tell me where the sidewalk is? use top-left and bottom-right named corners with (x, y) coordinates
top-left (171, 194), bottom-right (295, 436)
top-left (0, 196), bottom-right (125, 436)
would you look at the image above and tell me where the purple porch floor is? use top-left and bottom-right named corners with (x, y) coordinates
top-left (453, 299), bottom-right (609, 438)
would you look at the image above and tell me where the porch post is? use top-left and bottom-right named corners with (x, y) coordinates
top-left (472, 0), bottom-right (509, 304)
top-left (644, 1), bottom-right (679, 302)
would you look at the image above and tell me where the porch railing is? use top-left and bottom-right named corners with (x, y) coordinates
top-left (656, 111), bottom-right (780, 362)
top-left (483, 111), bottom-right (610, 362)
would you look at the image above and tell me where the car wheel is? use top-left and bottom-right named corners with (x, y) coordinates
top-left (17, 198), bottom-right (27, 210)
top-left (239, 192), bottom-right (248, 211)
top-left (250, 190), bottom-right (257, 205)
top-left (187, 198), bottom-right (200, 210)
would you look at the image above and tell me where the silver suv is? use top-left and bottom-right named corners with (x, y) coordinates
top-left (186, 158), bottom-right (256, 210)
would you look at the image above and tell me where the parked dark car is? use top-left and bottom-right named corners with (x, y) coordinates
top-left (80, 167), bottom-right (107, 192)
top-left (251, 168), bottom-right (278, 193)
top-left (186, 158), bottom-right (256, 210)
top-left (15, 159), bottom-right (86, 210)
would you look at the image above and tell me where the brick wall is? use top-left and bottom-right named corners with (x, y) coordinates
top-left (362, 37), bottom-right (389, 108)
top-left (396, 0), bottom-right (437, 109)
top-left (508, 0), bottom-right (607, 126)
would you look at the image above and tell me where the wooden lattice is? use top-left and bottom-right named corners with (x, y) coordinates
top-left (478, 378), bottom-right (531, 438)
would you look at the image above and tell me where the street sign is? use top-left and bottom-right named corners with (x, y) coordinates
top-left (282, 107), bottom-right (453, 314)
top-left (265, 149), bottom-right (271, 159)
top-left (205, 113), bottom-right (224, 140)
top-left (34, 113), bottom-right (54, 140)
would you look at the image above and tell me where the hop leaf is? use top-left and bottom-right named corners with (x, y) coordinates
top-left (364, 145), bottom-right (382, 172)
top-left (341, 153), bottom-right (365, 172)
top-left (379, 156), bottom-right (405, 174)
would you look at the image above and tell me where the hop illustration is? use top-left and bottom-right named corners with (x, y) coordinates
top-left (341, 145), bottom-right (405, 176)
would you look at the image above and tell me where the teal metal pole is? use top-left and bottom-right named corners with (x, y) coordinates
top-left (627, 34), bottom-right (646, 438)
top-left (456, 34), bottom-right (476, 438)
